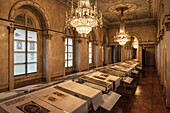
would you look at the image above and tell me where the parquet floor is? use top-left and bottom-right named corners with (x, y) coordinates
top-left (89, 66), bottom-right (167, 113)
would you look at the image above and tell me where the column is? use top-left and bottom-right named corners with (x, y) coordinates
top-left (74, 38), bottom-right (81, 72)
top-left (42, 32), bottom-right (52, 82)
top-left (160, 38), bottom-right (164, 85)
top-left (93, 42), bottom-right (98, 67)
top-left (8, 26), bottom-right (15, 90)
top-left (139, 45), bottom-right (142, 65)
top-left (165, 14), bottom-right (170, 107)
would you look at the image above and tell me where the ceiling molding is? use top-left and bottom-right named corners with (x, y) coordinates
top-left (104, 18), bottom-right (156, 28)
top-left (146, 0), bottom-right (153, 18)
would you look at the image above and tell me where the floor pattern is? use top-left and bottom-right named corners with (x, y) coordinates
top-left (89, 66), bottom-right (167, 113)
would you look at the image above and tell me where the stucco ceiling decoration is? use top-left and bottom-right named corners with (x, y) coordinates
top-left (66, 0), bottom-right (156, 28)
top-left (146, 0), bottom-right (153, 18)
top-left (108, 3), bottom-right (137, 14)
top-left (94, 0), bottom-right (157, 28)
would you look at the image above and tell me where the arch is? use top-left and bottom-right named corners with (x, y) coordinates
top-left (129, 32), bottom-right (142, 42)
top-left (8, 0), bottom-right (50, 29)
top-left (103, 31), bottom-right (109, 44)
top-left (129, 32), bottom-right (141, 61)
top-left (65, 28), bottom-right (74, 36)
top-left (87, 30), bottom-right (97, 41)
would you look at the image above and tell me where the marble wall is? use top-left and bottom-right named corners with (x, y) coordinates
top-left (108, 24), bottom-right (157, 64)
top-left (0, 0), bottom-right (160, 93)
top-left (155, 0), bottom-right (170, 107)
top-left (0, 0), bottom-right (109, 91)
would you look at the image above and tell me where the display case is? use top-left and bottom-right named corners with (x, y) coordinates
top-left (54, 81), bottom-right (103, 111)
top-left (32, 87), bottom-right (88, 113)
top-left (0, 94), bottom-right (66, 113)
top-left (79, 71), bottom-right (122, 92)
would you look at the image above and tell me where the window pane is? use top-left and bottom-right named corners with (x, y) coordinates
top-left (68, 60), bottom-right (73, 67)
top-left (68, 53), bottom-right (73, 60)
top-left (68, 38), bottom-right (72, 45)
top-left (65, 46), bottom-right (67, 52)
top-left (65, 38), bottom-right (67, 45)
top-left (27, 42), bottom-right (37, 52)
top-left (89, 59), bottom-right (92, 64)
top-left (15, 14), bottom-right (25, 25)
top-left (14, 53), bottom-right (25, 64)
top-left (27, 15), bottom-right (35, 28)
top-left (14, 29), bottom-right (26, 40)
top-left (89, 42), bottom-right (92, 47)
top-left (27, 53), bottom-right (37, 63)
top-left (68, 46), bottom-right (72, 52)
top-left (14, 41), bottom-right (25, 52)
top-left (89, 53), bottom-right (92, 59)
top-left (27, 31), bottom-right (37, 41)
top-left (89, 48), bottom-right (92, 53)
top-left (27, 63), bottom-right (37, 73)
top-left (14, 64), bottom-right (25, 76)
top-left (65, 53), bottom-right (67, 60)
top-left (65, 61), bottom-right (67, 67)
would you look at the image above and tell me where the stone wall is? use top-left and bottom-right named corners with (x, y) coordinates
top-left (0, 0), bottom-right (108, 91)
top-left (108, 24), bottom-right (157, 63)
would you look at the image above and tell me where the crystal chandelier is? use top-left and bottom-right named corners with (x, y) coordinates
top-left (132, 38), bottom-right (138, 48)
top-left (65, 0), bottom-right (103, 37)
top-left (114, 7), bottom-right (131, 46)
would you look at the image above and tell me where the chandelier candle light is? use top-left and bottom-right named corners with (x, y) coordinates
top-left (65, 0), bottom-right (103, 37)
top-left (114, 7), bottom-right (131, 46)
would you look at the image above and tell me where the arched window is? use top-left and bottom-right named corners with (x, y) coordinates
top-left (65, 29), bottom-right (73, 68)
top-left (89, 36), bottom-right (93, 64)
top-left (89, 42), bottom-right (92, 64)
top-left (14, 13), bottom-right (38, 76)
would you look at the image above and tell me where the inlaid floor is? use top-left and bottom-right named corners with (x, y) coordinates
top-left (89, 66), bottom-right (167, 113)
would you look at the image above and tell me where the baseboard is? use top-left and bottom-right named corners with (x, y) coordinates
top-left (0, 83), bottom-right (8, 90)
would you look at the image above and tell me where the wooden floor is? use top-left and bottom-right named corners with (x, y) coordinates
top-left (89, 66), bottom-right (168, 113)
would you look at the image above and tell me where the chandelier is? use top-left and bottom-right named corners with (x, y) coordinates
top-left (65, 0), bottom-right (103, 37)
top-left (132, 38), bottom-right (138, 48)
top-left (114, 7), bottom-right (131, 46)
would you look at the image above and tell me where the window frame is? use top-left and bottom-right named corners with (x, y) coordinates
top-left (89, 41), bottom-right (93, 64)
top-left (14, 28), bottom-right (38, 76)
top-left (14, 12), bottom-right (38, 76)
top-left (65, 37), bottom-right (73, 68)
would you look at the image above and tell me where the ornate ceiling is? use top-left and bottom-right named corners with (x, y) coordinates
top-left (68, 0), bottom-right (158, 27)
top-left (95, 0), bottom-right (157, 27)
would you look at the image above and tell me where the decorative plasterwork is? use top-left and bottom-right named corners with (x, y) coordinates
top-left (165, 15), bottom-right (170, 30)
top-left (9, 0), bottom-right (50, 29)
top-left (58, 0), bottom-right (156, 28)
top-left (105, 18), bottom-right (156, 29)
top-left (97, 0), bottom-right (156, 25)
top-left (108, 3), bottom-right (137, 14)
top-left (146, 0), bottom-right (153, 18)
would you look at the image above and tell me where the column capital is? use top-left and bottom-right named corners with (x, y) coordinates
top-left (8, 26), bottom-right (15, 33)
top-left (42, 33), bottom-right (52, 40)
top-left (93, 41), bottom-right (98, 46)
top-left (74, 38), bottom-right (82, 43)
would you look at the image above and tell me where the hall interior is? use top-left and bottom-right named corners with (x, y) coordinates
top-left (0, 0), bottom-right (170, 113)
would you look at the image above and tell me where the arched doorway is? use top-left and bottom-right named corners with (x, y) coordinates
top-left (131, 36), bottom-right (139, 59)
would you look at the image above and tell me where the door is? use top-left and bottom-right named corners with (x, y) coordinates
top-left (145, 47), bottom-right (155, 66)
